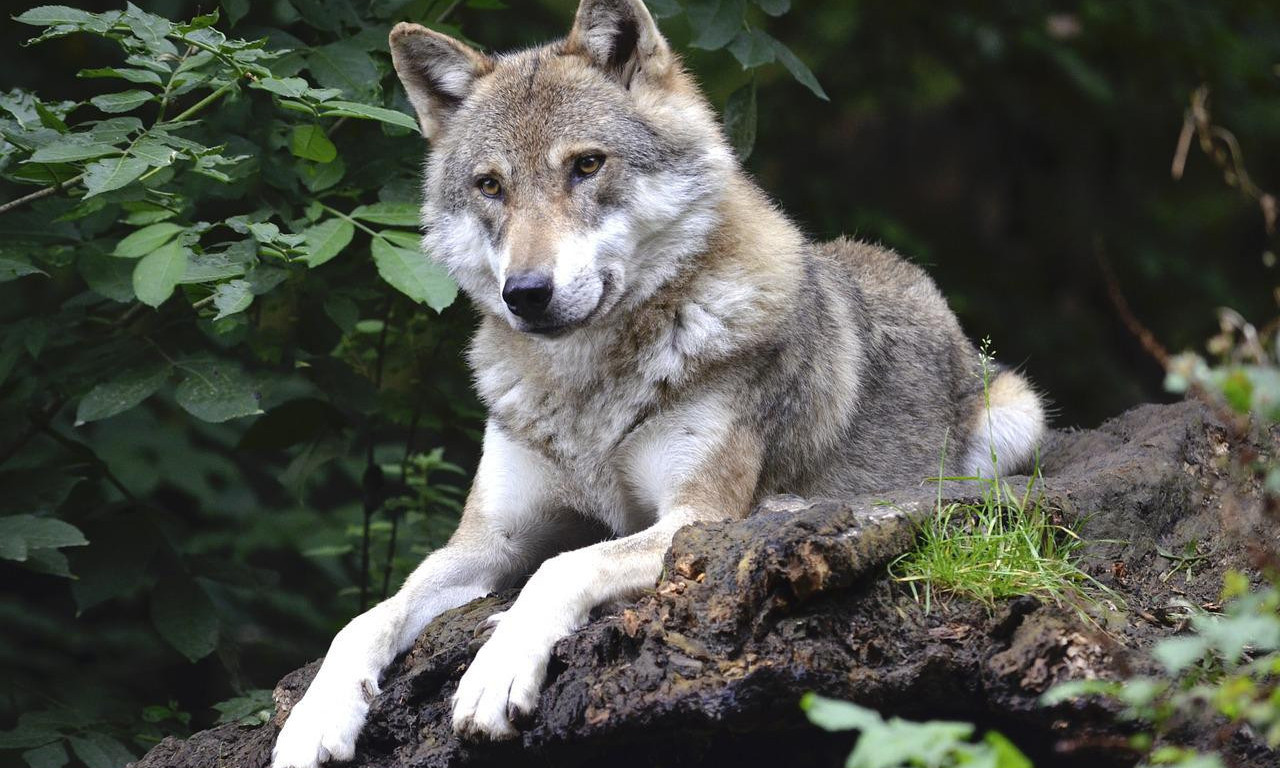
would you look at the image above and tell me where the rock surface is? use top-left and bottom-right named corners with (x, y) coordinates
top-left (132, 402), bottom-right (1279, 768)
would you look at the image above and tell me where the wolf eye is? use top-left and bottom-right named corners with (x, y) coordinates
top-left (573, 155), bottom-right (604, 177)
top-left (477, 176), bottom-right (502, 198)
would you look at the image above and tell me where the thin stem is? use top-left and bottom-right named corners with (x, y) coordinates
top-left (0, 175), bottom-right (84, 216)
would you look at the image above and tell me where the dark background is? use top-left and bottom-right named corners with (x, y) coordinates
top-left (1, 0), bottom-right (1278, 764)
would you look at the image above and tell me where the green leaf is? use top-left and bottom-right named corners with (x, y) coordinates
top-left (318, 100), bottom-right (419, 133)
top-left (799, 692), bottom-right (882, 732)
top-left (22, 741), bottom-right (69, 768)
top-left (289, 124), bottom-right (337, 163)
top-left (78, 67), bottom-right (164, 86)
top-left (686, 0), bottom-right (746, 50)
top-left (212, 689), bottom-right (274, 725)
top-left (132, 239), bottom-right (190, 307)
top-left (723, 81), bottom-right (757, 161)
top-left (770, 37), bottom-right (829, 100)
top-left (113, 222), bottom-right (185, 258)
top-left (175, 360), bottom-right (263, 422)
top-left (14, 5), bottom-right (99, 25)
top-left (150, 575), bottom-right (218, 662)
top-left (301, 218), bottom-right (354, 268)
top-left (89, 90), bottom-right (154, 114)
top-left (728, 29), bottom-right (776, 69)
top-left (371, 236), bottom-right (457, 311)
top-left (75, 362), bottom-right (171, 424)
top-left (82, 156), bottom-right (149, 198)
top-left (222, 0), bottom-right (250, 26)
top-left (212, 279), bottom-right (254, 320)
top-left (643, 0), bottom-right (683, 18)
top-left (351, 202), bottom-right (420, 227)
top-left (983, 731), bottom-right (1032, 768)
top-left (129, 137), bottom-right (178, 167)
top-left (78, 252), bottom-right (135, 301)
top-left (0, 255), bottom-right (48, 283)
top-left (253, 77), bottom-right (310, 98)
top-left (69, 517), bottom-right (158, 613)
top-left (0, 515), bottom-right (89, 562)
top-left (29, 136), bottom-right (121, 163)
top-left (307, 40), bottom-right (381, 101)
top-left (23, 548), bottom-right (73, 578)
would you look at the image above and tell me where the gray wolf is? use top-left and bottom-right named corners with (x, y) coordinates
top-left (271, 0), bottom-right (1046, 764)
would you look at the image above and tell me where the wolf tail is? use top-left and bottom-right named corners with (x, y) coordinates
top-left (961, 369), bottom-right (1047, 479)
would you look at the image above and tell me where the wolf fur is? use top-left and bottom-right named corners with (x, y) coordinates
top-left (270, 1), bottom-right (1047, 765)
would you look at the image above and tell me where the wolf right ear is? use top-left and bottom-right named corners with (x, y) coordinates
top-left (568, 0), bottom-right (674, 88)
top-left (389, 23), bottom-right (492, 140)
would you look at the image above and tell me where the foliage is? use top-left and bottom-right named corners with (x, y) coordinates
top-left (801, 693), bottom-right (1032, 768)
top-left (1043, 571), bottom-right (1280, 766)
top-left (0, 2), bottom-right (825, 767)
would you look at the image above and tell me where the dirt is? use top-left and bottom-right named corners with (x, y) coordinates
top-left (131, 401), bottom-right (1280, 768)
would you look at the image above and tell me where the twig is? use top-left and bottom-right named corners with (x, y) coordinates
top-left (359, 298), bottom-right (395, 612)
top-left (1095, 239), bottom-right (1169, 368)
top-left (0, 175), bottom-right (85, 216)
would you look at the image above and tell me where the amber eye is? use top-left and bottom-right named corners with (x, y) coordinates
top-left (574, 154), bottom-right (604, 177)
top-left (477, 176), bottom-right (502, 198)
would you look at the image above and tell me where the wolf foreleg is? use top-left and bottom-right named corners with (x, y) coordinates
top-left (272, 423), bottom-right (566, 768)
top-left (451, 416), bottom-right (763, 740)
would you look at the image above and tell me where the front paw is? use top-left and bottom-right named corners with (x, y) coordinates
top-left (450, 633), bottom-right (547, 741)
top-left (272, 676), bottom-right (376, 768)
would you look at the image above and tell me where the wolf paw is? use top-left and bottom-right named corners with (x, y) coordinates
top-left (450, 629), bottom-right (547, 740)
top-left (272, 676), bottom-right (376, 768)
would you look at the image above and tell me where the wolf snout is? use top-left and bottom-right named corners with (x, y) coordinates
top-left (502, 272), bottom-right (554, 320)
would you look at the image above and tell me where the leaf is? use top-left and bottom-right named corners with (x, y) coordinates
top-left (68, 734), bottom-right (133, 768)
top-left (728, 29), bottom-right (776, 69)
top-left (29, 136), bottom-right (121, 163)
top-left (770, 37), bottom-right (829, 101)
top-left (82, 156), bottom-right (149, 198)
top-left (13, 5), bottom-right (99, 25)
top-left (150, 575), bottom-right (218, 662)
top-left (129, 137), bottom-right (178, 167)
top-left (132, 239), bottom-right (190, 307)
top-left (22, 741), bottom-right (69, 768)
top-left (253, 77), bottom-right (310, 98)
top-left (212, 689), bottom-right (274, 725)
top-left (307, 39), bottom-right (381, 101)
top-left (350, 202), bottom-right (420, 227)
top-left (238, 398), bottom-right (348, 451)
top-left (0, 255), bottom-right (48, 283)
top-left (301, 218), bottom-right (354, 268)
top-left (75, 362), bottom-right (171, 424)
top-left (89, 90), bottom-right (154, 114)
top-left (174, 360), bottom-right (262, 422)
top-left (113, 222), bottom-right (185, 258)
top-left (289, 124), bottom-right (337, 163)
top-left (753, 0), bottom-right (789, 14)
top-left (0, 515), bottom-right (89, 562)
top-left (69, 517), bottom-right (158, 613)
top-left (723, 81), bottom-right (757, 161)
top-left (23, 548), bottom-right (73, 578)
top-left (78, 67), bottom-right (164, 86)
top-left (799, 692), bottom-right (882, 732)
top-left (371, 236), bottom-right (457, 312)
top-left (643, 0), bottom-right (683, 18)
top-left (222, 0), bottom-right (250, 26)
top-left (212, 279), bottom-right (254, 320)
top-left (78, 252), bottom-right (135, 301)
top-left (685, 0), bottom-right (746, 50)
top-left (318, 101), bottom-right (419, 133)
top-left (983, 731), bottom-right (1032, 768)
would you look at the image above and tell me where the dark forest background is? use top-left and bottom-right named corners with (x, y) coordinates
top-left (1, 1), bottom-right (1277, 766)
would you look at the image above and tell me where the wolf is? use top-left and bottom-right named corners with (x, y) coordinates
top-left (270, 0), bottom-right (1047, 765)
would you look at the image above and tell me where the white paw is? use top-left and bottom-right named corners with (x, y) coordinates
top-left (450, 628), bottom-right (549, 741)
top-left (272, 675), bottom-right (376, 768)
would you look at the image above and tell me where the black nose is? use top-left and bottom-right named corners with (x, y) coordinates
top-left (502, 272), bottom-right (554, 319)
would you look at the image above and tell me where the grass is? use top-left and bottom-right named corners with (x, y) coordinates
top-left (887, 471), bottom-right (1111, 614)
top-left (889, 339), bottom-right (1118, 615)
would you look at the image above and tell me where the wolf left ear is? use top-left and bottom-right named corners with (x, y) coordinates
top-left (389, 22), bottom-right (492, 140)
top-left (568, 0), bottom-right (674, 87)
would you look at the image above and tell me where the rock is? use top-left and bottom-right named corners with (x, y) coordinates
top-left (131, 401), bottom-right (1278, 768)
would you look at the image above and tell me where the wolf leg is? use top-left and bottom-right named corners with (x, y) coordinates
top-left (962, 369), bottom-right (1047, 478)
top-left (272, 422), bottom-right (573, 768)
top-left (451, 412), bottom-right (762, 740)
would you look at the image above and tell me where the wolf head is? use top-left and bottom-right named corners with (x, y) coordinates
top-left (390, 0), bottom-right (734, 336)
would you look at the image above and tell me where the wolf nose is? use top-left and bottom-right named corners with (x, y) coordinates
top-left (502, 273), bottom-right (554, 319)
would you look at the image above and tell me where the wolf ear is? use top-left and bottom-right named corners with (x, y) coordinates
top-left (568, 0), bottom-right (674, 87)
top-left (389, 22), bottom-right (492, 140)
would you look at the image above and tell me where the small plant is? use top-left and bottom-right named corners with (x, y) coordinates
top-left (801, 693), bottom-right (1032, 768)
top-left (1043, 570), bottom-right (1280, 766)
top-left (889, 341), bottom-right (1115, 616)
